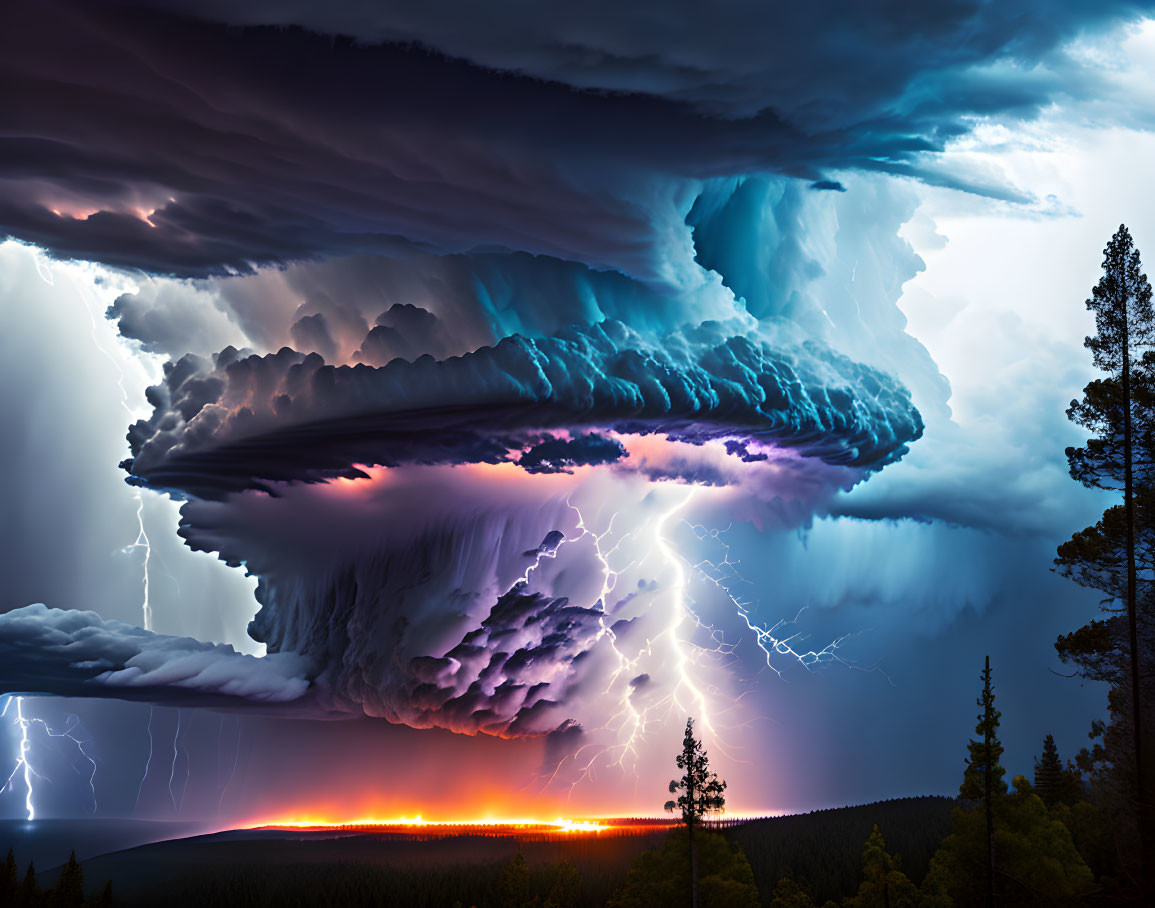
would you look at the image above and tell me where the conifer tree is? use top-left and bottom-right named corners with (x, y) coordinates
top-left (847, 825), bottom-right (919, 908)
top-left (665, 717), bottom-right (726, 908)
top-left (495, 852), bottom-right (531, 908)
top-left (1060, 223), bottom-right (1155, 885)
top-left (52, 850), bottom-right (84, 907)
top-left (1033, 734), bottom-right (1064, 807)
top-left (20, 861), bottom-right (37, 907)
top-left (2, 848), bottom-right (17, 904)
top-left (960, 656), bottom-right (1004, 907)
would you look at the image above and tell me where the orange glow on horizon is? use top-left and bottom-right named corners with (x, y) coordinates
top-left (245, 813), bottom-right (614, 833)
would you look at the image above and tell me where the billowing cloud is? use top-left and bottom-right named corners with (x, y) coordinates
top-left (0, 604), bottom-right (312, 707)
top-left (122, 319), bottom-right (921, 497)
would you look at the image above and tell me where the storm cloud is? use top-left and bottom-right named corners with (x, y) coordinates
top-left (2, 0), bottom-right (1150, 277)
top-left (122, 319), bottom-right (921, 497)
top-left (0, 604), bottom-right (312, 708)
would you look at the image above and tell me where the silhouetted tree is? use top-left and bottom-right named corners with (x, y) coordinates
top-left (20, 861), bottom-right (37, 908)
top-left (1033, 734), bottom-right (1063, 806)
top-left (924, 776), bottom-right (1092, 905)
top-left (495, 852), bottom-right (531, 908)
top-left (543, 859), bottom-right (582, 908)
top-left (665, 717), bottom-right (727, 908)
top-left (609, 828), bottom-right (758, 908)
top-left (2, 849), bottom-right (17, 904)
top-left (90, 879), bottom-right (114, 908)
top-left (1032, 734), bottom-right (1082, 808)
top-left (768, 876), bottom-right (815, 908)
top-left (1060, 222), bottom-right (1155, 888)
top-left (52, 850), bottom-right (84, 908)
top-left (845, 825), bottom-right (918, 908)
top-left (959, 656), bottom-right (1004, 907)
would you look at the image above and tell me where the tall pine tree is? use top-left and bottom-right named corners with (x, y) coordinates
top-left (960, 656), bottom-right (1005, 908)
top-left (1033, 734), bottom-right (1066, 807)
top-left (1059, 223), bottom-right (1155, 890)
top-left (665, 717), bottom-right (726, 908)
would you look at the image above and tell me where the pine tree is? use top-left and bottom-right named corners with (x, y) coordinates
top-left (20, 861), bottom-right (37, 907)
top-left (665, 717), bottom-right (727, 908)
top-left (2, 849), bottom-right (17, 904)
top-left (1060, 223), bottom-right (1155, 887)
top-left (543, 859), bottom-right (581, 908)
top-left (1033, 734), bottom-right (1064, 807)
top-left (93, 879), bottom-right (114, 908)
top-left (495, 852), bottom-right (531, 908)
top-left (847, 825), bottom-right (919, 908)
top-left (52, 850), bottom-right (84, 907)
top-left (960, 656), bottom-right (1004, 907)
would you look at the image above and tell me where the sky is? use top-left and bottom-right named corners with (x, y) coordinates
top-left (3, 0), bottom-right (1155, 824)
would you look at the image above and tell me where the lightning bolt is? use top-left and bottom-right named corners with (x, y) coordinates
top-left (168, 710), bottom-right (186, 813)
top-left (3, 697), bottom-right (103, 819)
top-left (134, 707), bottom-right (155, 814)
top-left (532, 485), bottom-right (731, 792)
top-left (28, 714), bottom-right (98, 815)
top-left (533, 481), bottom-right (890, 796)
top-left (1, 697), bottom-right (38, 821)
top-left (218, 716), bottom-right (241, 816)
top-left (35, 252), bottom-right (167, 819)
top-left (684, 520), bottom-right (892, 684)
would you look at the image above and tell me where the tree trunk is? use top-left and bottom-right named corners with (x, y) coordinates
top-left (689, 818), bottom-right (698, 908)
top-left (1120, 272), bottom-right (1153, 896)
top-left (985, 658), bottom-right (995, 908)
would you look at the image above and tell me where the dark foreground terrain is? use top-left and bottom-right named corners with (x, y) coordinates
top-left (7, 797), bottom-right (955, 907)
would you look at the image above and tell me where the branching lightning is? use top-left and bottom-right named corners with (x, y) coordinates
top-left (684, 521), bottom-right (893, 684)
top-left (528, 481), bottom-right (889, 796)
top-left (1, 697), bottom-right (38, 821)
top-left (529, 486), bottom-right (734, 792)
top-left (20, 250), bottom-right (169, 817)
top-left (29, 714), bottom-right (99, 814)
top-left (2, 697), bottom-right (99, 819)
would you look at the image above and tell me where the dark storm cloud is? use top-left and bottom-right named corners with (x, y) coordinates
top-left (122, 319), bottom-right (922, 497)
top-left (4, 0), bottom-right (1147, 277)
top-left (517, 434), bottom-right (626, 474)
top-left (142, 0), bottom-right (1145, 122)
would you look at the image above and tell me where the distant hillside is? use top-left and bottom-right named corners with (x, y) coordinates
top-left (33, 797), bottom-right (957, 906)
top-left (725, 795), bottom-right (957, 905)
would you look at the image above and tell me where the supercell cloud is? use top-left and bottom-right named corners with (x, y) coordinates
top-left (2, 0), bottom-right (1150, 785)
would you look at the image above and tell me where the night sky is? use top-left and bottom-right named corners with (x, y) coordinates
top-left (3, 0), bottom-right (1155, 824)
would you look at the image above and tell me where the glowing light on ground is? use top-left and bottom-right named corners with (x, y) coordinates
top-left (247, 815), bottom-right (611, 833)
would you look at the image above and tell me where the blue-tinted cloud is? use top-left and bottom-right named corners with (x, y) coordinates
top-left (2, 0), bottom-right (1150, 277)
top-left (0, 604), bottom-right (312, 707)
top-left (123, 319), bottom-right (921, 496)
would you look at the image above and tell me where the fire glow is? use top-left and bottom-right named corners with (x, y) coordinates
top-left (248, 815), bottom-right (613, 834)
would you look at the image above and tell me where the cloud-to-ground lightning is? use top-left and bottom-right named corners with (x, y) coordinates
top-left (2, 696), bottom-right (101, 819)
top-left (1, 696), bottom-right (37, 820)
top-left (36, 253), bottom-right (174, 816)
top-left (527, 485), bottom-right (733, 792)
top-left (527, 481), bottom-right (892, 797)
